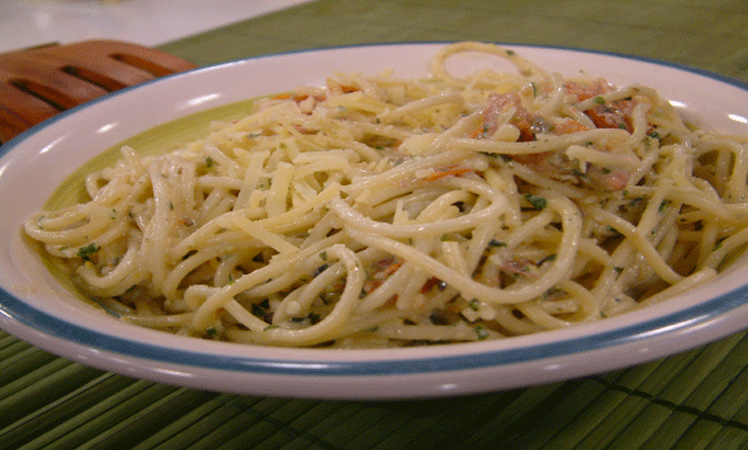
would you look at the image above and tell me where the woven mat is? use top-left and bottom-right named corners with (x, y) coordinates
top-left (4, 0), bottom-right (748, 448)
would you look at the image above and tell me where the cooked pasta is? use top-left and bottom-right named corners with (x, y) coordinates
top-left (24, 42), bottom-right (748, 348)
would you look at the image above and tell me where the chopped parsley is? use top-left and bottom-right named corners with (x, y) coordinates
top-left (607, 226), bottom-right (623, 238)
top-left (251, 303), bottom-right (267, 318)
top-left (77, 243), bottom-right (99, 260)
top-left (205, 327), bottom-right (219, 339)
top-left (308, 313), bottom-right (321, 324)
top-left (536, 254), bottom-right (557, 266)
top-left (524, 193), bottom-right (547, 210)
top-left (312, 264), bottom-right (329, 277)
top-left (474, 325), bottom-right (490, 340)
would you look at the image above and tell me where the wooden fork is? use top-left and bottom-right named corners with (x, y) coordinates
top-left (0, 40), bottom-right (197, 144)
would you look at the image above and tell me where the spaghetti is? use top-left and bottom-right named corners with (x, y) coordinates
top-left (24, 42), bottom-right (748, 347)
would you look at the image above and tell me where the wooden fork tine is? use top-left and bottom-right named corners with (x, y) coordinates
top-left (1, 58), bottom-right (110, 109)
top-left (66, 40), bottom-right (198, 75)
top-left (43, 40), bottom-right (197, 87)
top-left (0, 40), bottom-right (197, 143)
top-left (0, 106), bottom-right (36, 144)
top-left (0, 83), bottom-right (60, 139)
top-left (18, 50), bottom-right (157, 91)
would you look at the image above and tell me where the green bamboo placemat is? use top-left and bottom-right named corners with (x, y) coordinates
top-left (1, 331), bottom-right (748, 448)
top-left (158, 0), bottom-right (748, 83)
top-left (3, 0), bottom-right (748, 448)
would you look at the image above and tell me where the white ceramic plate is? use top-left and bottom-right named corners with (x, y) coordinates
top-left (2, 43), bottom-right (748, 400)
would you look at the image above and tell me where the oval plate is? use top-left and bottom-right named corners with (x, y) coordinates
top-left (2, 43), bottom-right (748, 399)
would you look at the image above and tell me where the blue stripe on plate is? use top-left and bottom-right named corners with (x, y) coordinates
top-left (0, 281), bottom-right (745, 376)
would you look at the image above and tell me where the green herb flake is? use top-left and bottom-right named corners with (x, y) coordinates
top-left (607, 226), bottom-right (623, 238)
top-left (205, 156), bottom-right (214, 168)
top-left (205, 327), bottom-right (219, 339)
top-left (312, 264), bottom-right (329, 277)
top-left (489, 239), bottom-right (507, 248)
top-left (77, 243), bottom-right (100, 260)
top-left (319, 292), bottom-right (335, 305)
top-left (251, 303), bottom-right (266, 318)
top-left (593, 96), bottom-right (607, 105)
top-left (536, 254), bottom-right (557, 266)
top-left (474, 325), bottom-right (490, 340)
top-left (263, 325), bottom-right (279, 331)
top-left (468, 299), bottom-right (480, 311)
top-left (524, 194), bottom-right (547, 210)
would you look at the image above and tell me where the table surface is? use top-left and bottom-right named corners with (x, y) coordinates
top-left (3, 0), bottom-right (748, 448)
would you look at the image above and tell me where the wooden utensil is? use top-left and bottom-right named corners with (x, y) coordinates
top-left (0, 40), bottom-right (197, 143)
